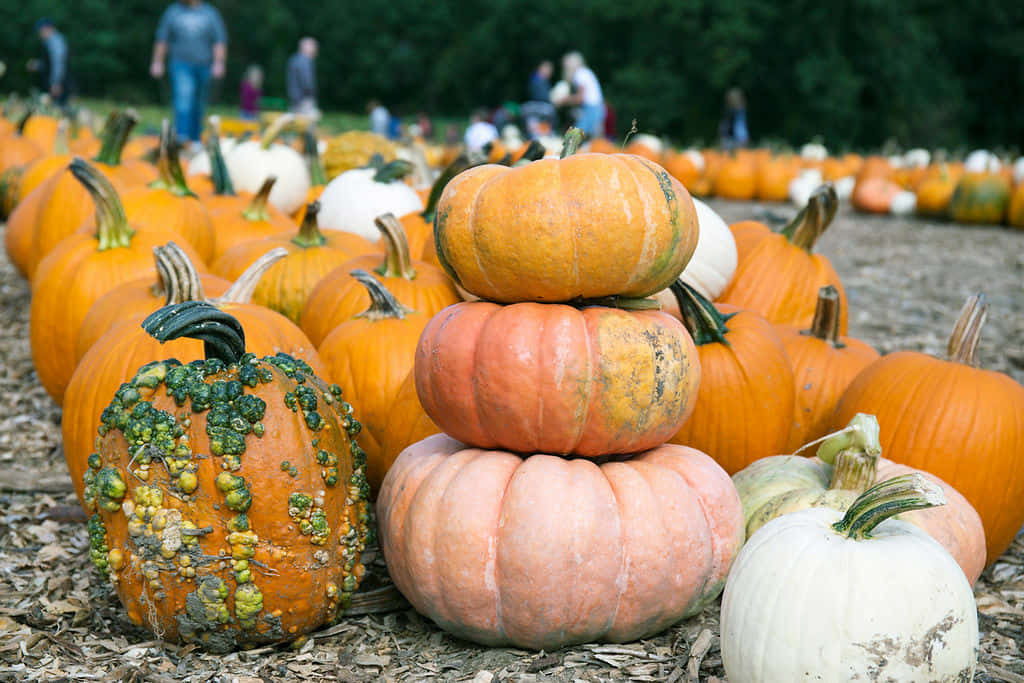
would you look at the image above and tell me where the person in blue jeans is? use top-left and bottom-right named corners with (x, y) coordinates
top-left (150, 1), bottom-right (228, 146)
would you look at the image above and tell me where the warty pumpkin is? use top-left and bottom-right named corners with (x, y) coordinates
top-left (213, 202), bottom-right (377, 322)
top-left (733, 414), bottom-right (986, 584)
top-left (833, 293), bottom-right (1024, 566)
top-left (64, 246), bottom-right (326, 508)
top-left (434, 129), bottom-right (699, 303)
top-left (777, 285), bottom-right (879, 451)
top-left (668, 282), bottom-right (795, 474)
top-left (83, 302), bottom-right (370, 651)
top-left (377, 433), bottom-right (744, 650)
top-left (318, 270), bottom-right (430, 493)
top-left (719, 183), bottom-right (848, 333)
top-left (29, 159), bottom-right (206, 405)
top-left (300, 213), bottom-right (459, 347)
top-left (416, 299), bottom-right (700, 456)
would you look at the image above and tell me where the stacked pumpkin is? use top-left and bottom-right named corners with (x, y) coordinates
top-left (376, 129), bottom-right (745, 650)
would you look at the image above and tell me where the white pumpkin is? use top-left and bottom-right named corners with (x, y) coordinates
top-left (789, 168), bottom-right (824, 207)
top-left (890, 190), bottom-right (917, 216)
top-left (833, 175), bottom-right (856, 201)
top-left (903, 148), bottom-right (931, 168)
top-left (225, 114), bottom-right (311, 215)
top-left (630, 133), bottom-right (664, 155)
top-left (721, 474), bottom-right (978, 683)
top-left (800, 142), bottom-right (828, 161)
top-left (316, 161), bottom-right (425, 241)
top-left (681, 198), bottom-right (737, 301)
top-left (965, 149), bottom-right (1001, 174)
top-left (187, 137), bottom-right (237, 177)
top-left (1012, 156), bottom-right (1024, 185)
top-left (684, 149), bottom-right (705, 172)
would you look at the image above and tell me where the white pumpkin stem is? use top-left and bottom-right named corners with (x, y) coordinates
top-left (374, 213), bottom-right (417, 280)
top-left (261, 113), bottom-right (295, 149)
top-left (803, 285), bottom-right (844, 347)
top-left (831, 474), bottom-right (945, 540)
top-left (213, 248), bottom-right (288, 305)
top-left (153, 242), bottom-right (206, 304)
top-left (946, 293), bottom-right (987, 367)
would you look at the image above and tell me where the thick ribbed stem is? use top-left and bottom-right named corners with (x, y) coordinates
top-left (669, 280), bottom-right (731, 346)
top-left (804, 285), bottom-right (844, 347)
top-left (152, 243), bottom-right (207, 305)
top-left (143, 301), bottom-right (246, 364)
top-left (153, 119), bottom-right (197, 197)
top-left (69, 158), bottom-right (134, 251)
top-left (242, 177), bottom-right (276, 221)
top-left (93, 110), bottom-right (139, 166)
top-left (782, 183), bottom-right (838, 251)
top-left (373, 214), bottom-right (417, 279)
top-left (351, 269), bottom-right (413, 321)
top-left (947, 293), bottom-right (987, 366)
top-left (292, 201), bottom-right (326, 248)
top-left (206, 126), bottom-right (236, 196)
top-left (214, 248), bottom-right (288, 304)
top-left (560, 128), bottom-right (584, 158)
top-left (832, 474), bottom-right (945, 540)
top-left (816, 414), bottom-right (882, 492)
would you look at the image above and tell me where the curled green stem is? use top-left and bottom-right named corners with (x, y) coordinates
top-left (143, 301), bottom-right (246, 364)
top-left (69, 158), bottom-right (135, 251)
top-left (668, 280), bottom-right (731, 346)
top-left (93, 110), bottom-right (139, 166)
top-left (832, 474), bottom-right (945, 540)
top-left (816, 414), bottom-right (882, 492)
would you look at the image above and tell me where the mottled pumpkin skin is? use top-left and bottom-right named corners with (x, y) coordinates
top-left (731, 455), bottom-right (986, 584)
top-left (834, 352), bottom-right (1024, 566)
top-left (670, 305), bottom-right (795, 474)
top-left (434, 154), bottom-right (699, 302)
top-left (84, 354), bottom-right (370, 651)
top-left (949, 172), bottom-right (1011, 224)
top-left (415, 302), bottom-right (701, 456)
top-left (377, 434), bottom-right (744, 650)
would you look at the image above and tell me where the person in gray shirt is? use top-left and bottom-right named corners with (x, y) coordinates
top-left (34, 19), bottom-right (70, 107)
top-left (286, 37), bottom-right (318, 118)
top-left (150, 1), bottom-right (228, 145)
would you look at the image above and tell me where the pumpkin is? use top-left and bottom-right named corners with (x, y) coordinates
top-left (623, 134), bottom-right (663, 161)
top-left (719, 184), bottom-right (848, 333)
top-left (667, 283), bottom-right (795, 474)
top-left (321, 130), bottom-right (398, 179)
top-left (317, 155), bottom-right (424, 241)
top-left (225, 114), bottom-right (311, 214)
top-left (377, 371), bottom-right (439, 477)
top-left (833, 293), bottom-right (1024, 566)
top-left (64, 246), bottom-right (326, 508)
top-left (82, 301), bottom-right (370, 651)
top-left (300, 214), bottom-right (459, 347)
top-left (27, 111), bottom-right (155, 279)
top-left (29, 159), bottom-right (205, 405)
top-left (4, 173), bottom-right (57, 278)
top-left (0, 110), bottom-right (43, 174)
top-left (213, 202), bottom-right (377, 322)
top-left (415, 299), bottom-right (700, 456)
top-left (318, 271), bottom-right (430, 493)
top-left (377, 434), bottom-right (744, 650)
top-left (733, 413), bottom-right (986, 584)
top-left (712, 153), bottom-right (757, 200)
top-left (8, 120), bottom-right (73, 210)
top-left (728, 219), bottom-right (772, 269)
top-left (1008, 181), bottom-right (1024, 229)
top-left (755, 155), bottom-right (799, 202)
top-left (777, 285), bottom-right (879, 451)
top-left (721, 474), bottom-right (978, 682)
top-left (197, 126), bottom-right (252, 215)
top-left (851, 175), bottom-right (903, 213)
top-left (661, 149), bottom-right (704, 190)
top-left (949, 171), bottom-right (1011, 224)
top-left (434, 129), bottom-right (699, 302)
top-left (915, 164), bottom-right (961, 217)
top-left (21, 113), bottom-right (61, 149)
top-left (207, 177), bottom-right (293, 261)
top-left (681, 197), bottom-right (738, 301)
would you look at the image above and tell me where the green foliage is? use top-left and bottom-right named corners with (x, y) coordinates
top-left (1, 0), bottom-right (1022, 148)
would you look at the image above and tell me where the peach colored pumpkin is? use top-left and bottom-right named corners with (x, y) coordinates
top-left (377, 434), bottom-right (744, 650)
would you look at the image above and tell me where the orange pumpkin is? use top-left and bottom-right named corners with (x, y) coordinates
top-left (713, 154), bottom-right (757, 200)
top-left (29, 159), bottom-right (205, 405)
top-left (377, 371), bottom-right (439, 475)
top-left (851, 176), bottom-right (902, 213)
top-left (755, 155), bottom-right (800, 202)
top-left (729, 219), bottom-right (772, 269)
top-left (587, 137), bottom-right (619, 155)
top-left (834, 294), bottom-right (1024, 566)
top-left (915, 164), bottom-right (961, 218)
top-left (4, 173), bottom-right (57, 278)
top-left (207, 177), bottom-right (294, 260)
top-left (377, 434), bottom-right (744, 650)
top-left (1008, 182), bottom-right (1024, 229)
top-left (300, 214), bottom-right (459, 347)
top-left (776, 286), bottom-right (879, 451)
top-left (661, 150), bottom-right (701, 190)
top-left (213, 202), bottom-right (377, 322)
top-left (318, 271), bottom-right (430, 492)
top-left (21, 113), bottom-right (61, 149)
top-left (949, 172), bottom-right (1011, 224)
top-left (416, 299), bottom-right (700, 457)
top-left (82, 302), bottom-right (369, 650)
top-left (719, 184), bottom-right (847, 333)
top-left (668, 283), bottom-right (795, 474)
top-left (0, 111), bottom-right (43, 174)
top-left (434, 129), bottom-right (699, 302)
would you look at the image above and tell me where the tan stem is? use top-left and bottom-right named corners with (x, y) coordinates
top-left (373, 214), bottom-right (417, 279)
top-left (784, 183), bottom-right (839, 251)
top-left (261, 114), bottom-right (295, 149)
top-left (804, 285), bottom-right (844, 347)
top-left (946, 293), bottom-right (987, 366)
top-left (242, 177), bottom-right (276, 221)
top-left (152, 242), bottom-right (206, 304)
top-left (214, 248), bottom-right (289, 305)
top-left (351, 269), bottom-right (414, 320)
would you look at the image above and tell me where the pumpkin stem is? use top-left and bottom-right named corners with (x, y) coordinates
top-left (368, 155), bottom-right (414, 184)
top-left (422, 154), bottom-right (474, 221)
top-left (214, 247), bottom-right (288, 305)
top-left (373, 213), bottom-right (417, 280)
top-left (304, 129), bottom-right (328, 187)
top-left (668, 280), bottom-right (731, 346)
top-left (351, 269), bottom-right (414, 321)
top-left (803, 285), bottom-right (845, 347)
top-left (260, 113), bottom-right (294, 150)
top-left (142, 301), bottom-right (247, 364)
top-left (831, 474), bottom-right (945, 540)
top-left (782, 183), bottom-right (838, 251)
top-left (946, 293), bottom-right (987, 366)
top-left (69, 158), bottom-right (135, 251)
top-left (560, 128), bottom-right (585, 158)
top-left (93, 110), bottom-right (139, 166)
top-left (152, 242), bottom-right (207, 304)
top-left (815, 413), bottom-right (881, 492)
top-left (576, 296), bottom-right (660, 311)
top-left (293, 201), bottom-right (327, 248)
top-left (15, 108), bottom-right (32, 135)
top-left (242, 177), bottom-right (277, 221)
top-left (153, 119), bottom-right (197, 197)
top-left (206, 122), bottom-right (236, 196)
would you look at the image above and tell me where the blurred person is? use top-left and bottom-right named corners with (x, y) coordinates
top-left (239, 64), bottom-right (262, 120)
top-left (34, 19), bottom-right (71, 107)
top-left (415, 111), bottom-right (433, 140)
top-left (528, 60), bottom-right (553, 103)
top-left (523, 60), bottom-right (556, 138)
top-left (719, 88), bottom-right (749, 150)
top-left (464, 109), bottom-right (498, 152)
top-left (151, 0), bottom-right (228, 145)
top-left (387, 108), bottom-right (403, 140)
top-left (287, 37), bottom-right (319, 117)
top-left (367, 100), bottom-right (391, 137)
top-left (557, 51), bottom-right (605, 139)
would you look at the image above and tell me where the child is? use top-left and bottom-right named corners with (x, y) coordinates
top-left (240, 65), bottom-right (263, 120)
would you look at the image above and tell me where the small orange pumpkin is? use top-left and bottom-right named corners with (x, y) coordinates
top-left (851, 176), bottom-right (902, 213)
top-left (713, 154), bottom-right (757, 200)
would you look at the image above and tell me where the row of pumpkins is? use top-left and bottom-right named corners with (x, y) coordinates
top-left (3, 109), bottom-right (1023, 679)
top-left (598, 133), bottom-right (1024, 228)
